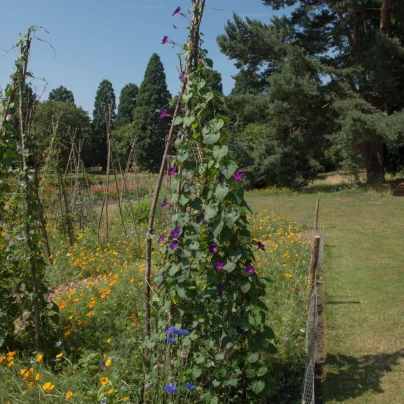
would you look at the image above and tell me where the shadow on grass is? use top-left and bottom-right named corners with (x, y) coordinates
top-left (323, 349), bottom-right (404, 402)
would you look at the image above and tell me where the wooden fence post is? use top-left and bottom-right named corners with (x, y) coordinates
top-left (314, 198), bottom-right (320, 231)
top-left (308, 235), bottom-right (321, 287)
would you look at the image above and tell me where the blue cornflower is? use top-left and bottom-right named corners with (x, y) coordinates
top-left (167, 337), bottom-right (177, 343)
top-left (164, 383), bottom-right (178, 393)
top-left (184, 382), bottom-right (196, 390)
top-left (121, 385), bottom-right (128, 391)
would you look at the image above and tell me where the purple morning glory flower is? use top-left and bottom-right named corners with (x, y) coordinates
top-left (184, 382), bottom-right (196, 390)
top-left (196, 214), bottom-right (204, 224)
top-left (168, 167), bottom-right (177, 176)
top-left (233, 171), bottom-right (244, 182)
top-left (150, 228), bottom-right (155, 235)
top-left (99, 360), bottom-right (106, 370)
top-left (179, 71), bottom-right (186, 81)
top-left (172, 6), bottom-right (180, 16)
top-left (161, 198), bottom-right (169, 207)
top-left (162, 270), bottom-right (167, 276)
top-left (170, 240), bottom-right (179, 250)
top-left (217, 284), bottom-right (223, 295)
top-left (162, 36), bottom-right (168, 44)
top-left (209, 244), bottom-right (219, 254)
top-left (257, 241), bottom-right (265, 251)
top-left (160, 109), bottom-right (168, 119)
top-left (236, 325), bottom-right (245, 334)
top-left (164, 383), bottom-right (178, 393)
top-left (158, 234), bottom-right (167, 243)
top-left (214, 261), bottom-right (224, 271)
top-left (245, 265), bottom-right (255, 275)
top-left (170, 227), bottom-right (180, 238)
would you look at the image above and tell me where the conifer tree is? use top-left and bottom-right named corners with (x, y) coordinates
top-left (115, 83), bottom-right (139, 129)
top-left (48, 86), bottom-right (75, 104)
top-left (91, 80), bottom-right (116, 171)
top-left (132, 53), bottom-right (171, 172)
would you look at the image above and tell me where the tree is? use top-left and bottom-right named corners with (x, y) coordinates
top-left (132, 53), bottom-right (171, 172)
top-left (257, 0), bottom-right (404, 183)
top-left (203, 69), bottom-right (223, 94)
top-left (115, 83), bottom-right (139, 129)
top-left (48, 86), bottom-right (75, 104)
top-left (33, 100), bottom-right (91, 166)
top-left (91, 80), bottom-right (116, 171)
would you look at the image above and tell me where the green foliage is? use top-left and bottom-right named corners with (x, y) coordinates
top-left (89, 79), bottom-right (116, 170)
top-left (115, 83), bottom-right (139, 129)
top-left (33, 100), bottom-right (91, 166)
top-left (132, 53), bottom-right (171, 172)
top-left (48, 86), bottom-right (75, 104)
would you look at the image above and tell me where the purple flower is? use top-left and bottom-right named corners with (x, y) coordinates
top-left (196, 214), bottom-right (204, 224)
top-left (170, 227), bottom-right (180, 238)
top-left (168, 167), bottom-right (177, 176)
top-left (160, 109), bottom-right (168, 119)
top-left (164, 383), bottom-right (178, 393)
top-left (236, 325), bottom-right (245, 334)
top-left (179, 71), bottom-right (186, 81)
top-left (99, 360), bottom-right (106, 370)
top-left (245, 265), bottom-right (255, 275)
top-left (257, 241), bottom-right (265, 251)
top-left (172, 6), bottom-right (181, 16)
top-left (150, 228), bottom-right (155, 235)
top-left (162, 271), bottom-right (167, 276)
top-left (217, 284), bottom-right (223, 295)
top-left (5, 114), bottom-right (12, 121)
top-left (167, 337), bottom-right (177, 343)
top-left (233, 171), bottom-right (244, 182)
top-left (170, 240), bottom-right (179, 250)
top-left (158, 234), bottom-right (167, 243)
top-left (214, 261), bottom-right (224, 271)
top-left (162, 35), bottom-right (168, 44)
top-left (209, 244), bottom-right (219, 254)
top-left (161, 198), bottom-right (169, 207)
top-left (184, 382), bottom-right (196, 390)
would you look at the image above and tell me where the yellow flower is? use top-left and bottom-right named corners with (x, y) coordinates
top-left (100, 377), bottom-right (109, 385)
top-left (8, 361), bottom-right (14, 367)
top-left (36, 354), bottom-right (44, 362)
top-left (105, 359), bottom-right (112, 367)
top-left (6, 351), bottom-right (16, 358)
top-left (43, 382), bottom-right (54, 391)
top-left (66, 391), bottom-right (73, 399)
top-left (35, 373), bottom-right (41, 381)
top-left (121, 397), bottom-right (130, 402)
top-left (107, 338), bottom-right (111, 343)
top-left (28, 382), bottom-right (35, 389)
top-left (28, 368), bottom-right (34, 374)
top-left (64, 331), bottom-right (71, 338)
top-left (107, 388), bottom-right (114, 395)
top-left (19, 369), bottom-right (26, 375)
top-left (0, 356), bottom-right (6, 364)
top-left (56, 353), bottom-right (63, 359)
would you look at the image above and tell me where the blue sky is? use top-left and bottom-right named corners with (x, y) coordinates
top-left (0, 0), bottom-right (288, 115)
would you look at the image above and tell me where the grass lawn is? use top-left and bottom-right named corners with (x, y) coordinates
top-left (246, 183), bottom-right (404, 403)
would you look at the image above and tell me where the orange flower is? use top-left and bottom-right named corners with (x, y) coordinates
top-left (43, 382), bottom-right (55, 391)
top-left (28, 382), bottom-right (35, 389)
top-left (56, 353), bottom-right (63, 359)
top-left (28, 368), bottom-right (34, 374)
top-left (100, 377), bottom-right (109, 385)
top-left (35, 373), bottom-right (41, 381)
top-left (107, 388), bottom-right (114, 395)
top-left (121, 397), bottom-right (130, 402)
top-left (7, 351), bottom-right (16, 358)
top-left (64, 331), bottom-right (71, 338)
top-left (0, 356), bottom-right (6, 364)
top-left (66, 391), bottom-right (73, 399)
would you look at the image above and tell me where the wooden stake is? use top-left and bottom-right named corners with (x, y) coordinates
top-left (308, 236), bottom-right (321, 286)
top-left (314, 198), bottom-right (320, 231)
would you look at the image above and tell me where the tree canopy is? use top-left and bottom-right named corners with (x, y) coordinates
top-left (48, 86), bottom-right (75, 104)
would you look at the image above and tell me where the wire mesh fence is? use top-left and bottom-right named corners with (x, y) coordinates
top-left (302, 231), bottom-right (325, 404)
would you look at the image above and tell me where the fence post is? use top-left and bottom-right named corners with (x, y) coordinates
top-left (314, 198), bottom-right (320, 231)
top-left (307, 235), bottom-right (321, 289)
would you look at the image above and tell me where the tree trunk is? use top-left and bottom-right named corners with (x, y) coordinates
top-left (380, 0), bottom-right (392, 36)
top-left (366, 141), bottom-right (385, 184)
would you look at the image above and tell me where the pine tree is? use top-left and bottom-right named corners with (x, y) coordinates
top-left (91, 80), bottom-right (116, 171)
top-left (48, 86), bottom-right (75, 104)
top-left (132, 53), bottom-right (171, 172)
top-left (115, 83), bottom-right (139, 129)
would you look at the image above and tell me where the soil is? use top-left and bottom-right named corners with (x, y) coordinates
top-left (392, 182), bottom-right (404, 197)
